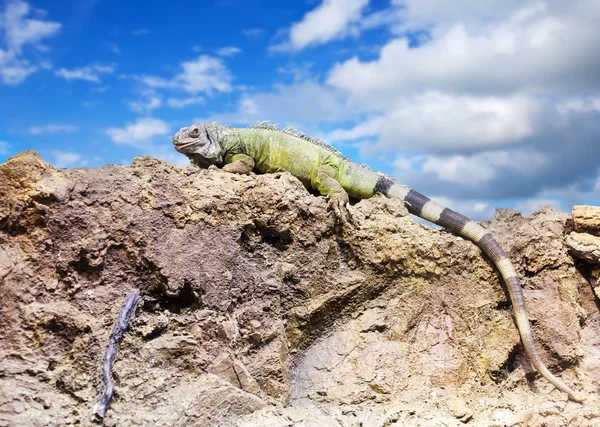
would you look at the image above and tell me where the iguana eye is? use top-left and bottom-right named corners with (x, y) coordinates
top-left (188, 127), bottom-right (200, 138)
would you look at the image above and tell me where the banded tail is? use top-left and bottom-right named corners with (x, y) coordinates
top-left (376, 175), bottom-right (585, 402)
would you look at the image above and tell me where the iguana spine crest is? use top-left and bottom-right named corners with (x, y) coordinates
top-left (252, 120), bottom-right (352, 162)
top-left (251, 120), bottom-right (383, 174)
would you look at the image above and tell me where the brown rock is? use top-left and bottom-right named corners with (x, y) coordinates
top-left (573, 205), bottom-right (600, 236)
top-left (0, 152), bottom-right (598, 426)
top-left (566, 231), bottom-right (600, 264)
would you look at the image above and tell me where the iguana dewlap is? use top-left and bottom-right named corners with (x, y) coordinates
top-left (172, 121), bottom-right (585, 402)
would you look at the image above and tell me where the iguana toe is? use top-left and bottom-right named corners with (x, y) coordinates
top-left (328, 193), bottom-right (354, 227)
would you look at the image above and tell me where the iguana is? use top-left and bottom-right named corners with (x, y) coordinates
top-left (172, 121), bottom-right (586, 402)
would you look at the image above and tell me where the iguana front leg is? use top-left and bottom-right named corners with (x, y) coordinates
top-left (311, 165), bottom-right (352, 225)
top-left (221, 154), bottom-right (255, 174)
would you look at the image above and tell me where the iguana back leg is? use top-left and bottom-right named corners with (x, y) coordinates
top-left (311, 165), bottom-right (352, 225)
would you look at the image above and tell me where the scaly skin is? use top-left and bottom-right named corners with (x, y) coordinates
top-left (172, 121), bottom-right (586, 402)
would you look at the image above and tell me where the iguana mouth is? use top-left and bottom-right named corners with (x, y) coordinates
top-left (173, 140), bottom-right (201, 151)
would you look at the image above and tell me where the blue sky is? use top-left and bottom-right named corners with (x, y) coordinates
top-left (1, 0), bottom-right (599, 219)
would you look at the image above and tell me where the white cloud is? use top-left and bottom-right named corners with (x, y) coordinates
top-left (376, 92), bottom-right (541, 152)
top-left (51, 151), bottom-right (87, 168)
top-left (106, 118), bottom-right (170, 146)
top-left (215, 46), bottom-right (242, 57)
top-left (324, 93), bottom-right (541, 152)
top-left (128, 95), bottom-right (162, 113)
top-left (273, 0), bottom-right (369, 51)
top-left (199, 0), bottom-right (600, 213)
top-left (28, 124), bottom-right (79, 134)
top-left (390, 0), bottom-right (525, 31)
top-left (276, 62), bottom-right (316, 83)
top-left (393, 148), bottom-right (549, 188)
top-left (208, 81), bottom-right (349, 125)
top-left (325, 116), bottom-right (383, 143)
top-left (1, 0), bottom-right (61, 53)
top-left (327, 2), bottom-right (600, 104)
top-left (55, 64), bottom-right (115, 83)
top-left (425, 195), bottom-right (496, 222)
top-left (166, 96), bottom-right (204, 108)
top-left (0, 0), bottom-right (61, 85)
top-left (132, 28), bottom-right (150, 36)
top-left (0, 55), bottom-right (36, 84)
top-left (549, 174), bottom-right (600, 210)
top-left (514, 197), bottom-right (560, 216)
top-left (558, 96), bottom-right (600, 114)
top-left (139, 55), bottom-right (233, 94)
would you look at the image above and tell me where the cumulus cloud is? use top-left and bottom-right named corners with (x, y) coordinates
top-left (375, 93), bottom-right (541, 152)
top-left (514, 198), bottom-right (561, 216)
top-left (325, 116), bottom-right (383, 143)
top-left (51, 151), bottom-right (87, 168)
top-left (327, 2), bottom-right (600, 103)
top-left (105, 120), bottom-right (186, 164)
top-left (558, 96), bottom-right (600, 114)
top-left (272, 0), bottom-right (369, 51)
top-left (387, 105), bottom-right (600, 201)
top-left (0, 0), bottom-right (61, 84)
top-left (423, 196), bottom-right (496, 222)
top-left (28, 124), bottom-right (79, 134)
top-left (106, 118), bottom-right (170, 146)
top-left (139, 55), bottom-right (233, 95)
top-left (204, 0), bottom-right (600, 215)
top-left (390, 0), bottom-right (525, 30)
top-left (411, 149), bottom-right (548, 186)
top-left (55, 64), bottom-right (114, 83)
top-left (208, 81), bottom-right (349, 125)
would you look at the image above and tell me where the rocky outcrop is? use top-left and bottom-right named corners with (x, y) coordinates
top-left (1, 151), bottom-right (599, 426)
top-left (567, 206), bottom-right (600, 265)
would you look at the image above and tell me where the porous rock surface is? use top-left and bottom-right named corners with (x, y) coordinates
top-left (1, 151), bottom-right (599, 426)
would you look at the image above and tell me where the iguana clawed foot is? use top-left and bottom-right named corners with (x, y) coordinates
top-left (327, 192), bottom-right (354, 227)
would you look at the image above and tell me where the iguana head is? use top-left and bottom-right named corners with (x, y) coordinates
top-left (172, 122), bottom-right (225, 168)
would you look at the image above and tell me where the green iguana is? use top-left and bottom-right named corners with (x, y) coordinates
top-left (172, 121), bottom-right (586, 402)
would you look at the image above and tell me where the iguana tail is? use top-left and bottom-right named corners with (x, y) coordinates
top-left (375, 175), bottom-right (586, 402)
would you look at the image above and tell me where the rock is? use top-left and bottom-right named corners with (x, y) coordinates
top-left (0, 151), bottom-right (598, 426)
top-left (140, 314), bottom-right (169, 339)
top-left (573, 205), bottom-right (600, 236)
top-left (208, 353), bottom-right (262, 396)
top-left (590, 269), bottom-right (600, 300)
top-left (446, 397), bottom-right (473, 422)
top-left (566, 231), bottom-right (600, 264)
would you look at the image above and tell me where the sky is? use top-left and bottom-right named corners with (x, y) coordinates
top-left (0, 0), bottom-right (599, 220)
